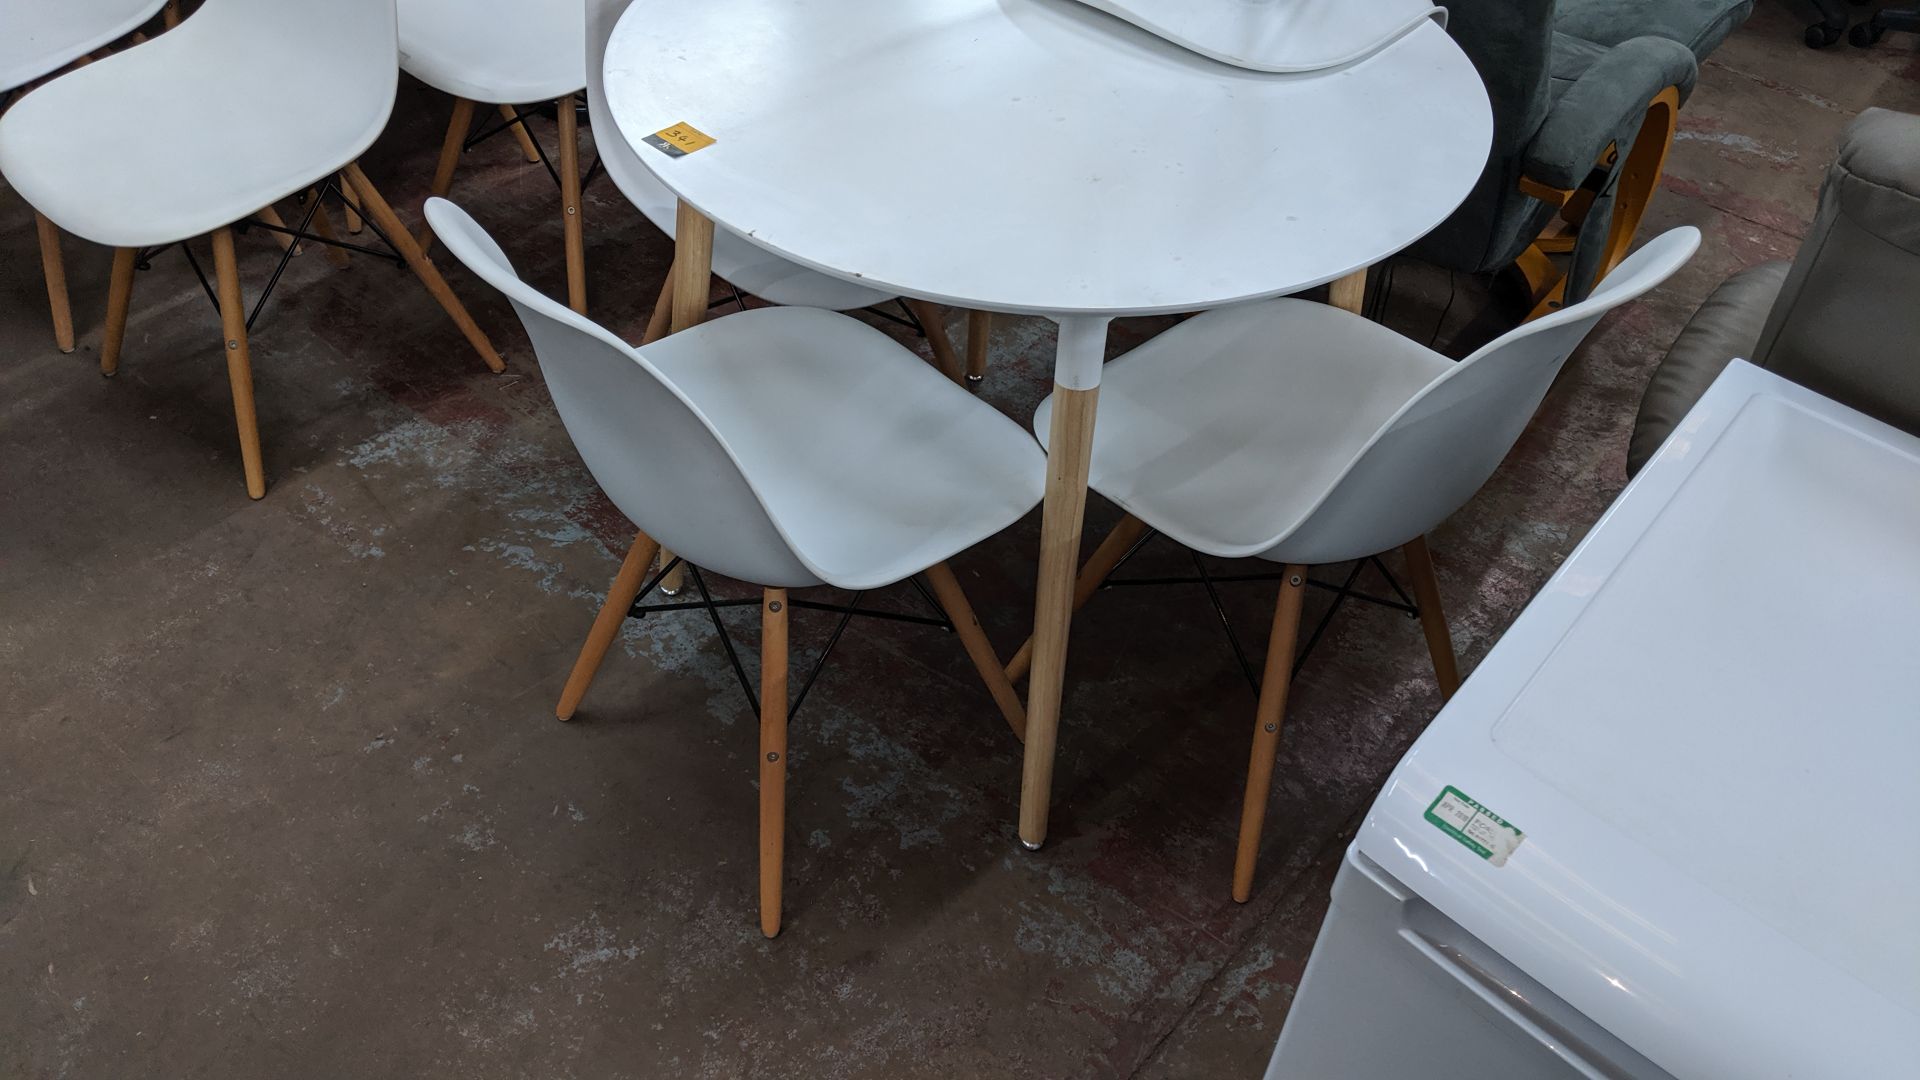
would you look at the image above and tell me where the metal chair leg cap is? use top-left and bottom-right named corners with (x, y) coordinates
top-left (1020, 838), bottom-right (1043, 852)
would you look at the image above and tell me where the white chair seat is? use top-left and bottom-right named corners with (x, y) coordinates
top-left (1034, 299), bottom-right (1451, 560)
top-left (398, 0), bottom-right (584, 104)
top-left (0, 0), bottom-right (166, 91)
top-left (646, 305), bottom-right (1044, 590)
top-left (0, 4), bottom-right (395, 247)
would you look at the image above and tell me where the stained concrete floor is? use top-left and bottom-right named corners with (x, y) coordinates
top-left (4, 9), bottom-right (1917, 1078)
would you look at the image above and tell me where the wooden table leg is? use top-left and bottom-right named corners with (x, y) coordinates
top-left (965, 309), bottom-right (991, 392)
top-left (211, 227), bottom-right (267, 499)
top-left (557, 93), bottom-right (587, 315)
top-left (1018, 315), bottom-right (1110, 849)
top-left (1005, 512), bottom-right (1146, 683)
top-left (655, 200), bottom-right (717, 594)
top-left (33, 213), bottom-right (74, 353)
top-left (1328, 268), bottom-right (1367, 314)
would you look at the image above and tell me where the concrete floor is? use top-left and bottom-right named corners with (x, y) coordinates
top-left (4, 9), bottom-right (1917, 1078)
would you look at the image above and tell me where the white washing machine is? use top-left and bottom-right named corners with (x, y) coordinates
top-left (1267, 362), bottom-right (1920, 1079)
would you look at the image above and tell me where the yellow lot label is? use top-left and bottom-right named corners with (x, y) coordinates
top-left (643, 122), bottom-right (716, 158)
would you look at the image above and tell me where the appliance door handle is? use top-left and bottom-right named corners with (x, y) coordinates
top-left (1398, 929), bottom-right (1623, 1080)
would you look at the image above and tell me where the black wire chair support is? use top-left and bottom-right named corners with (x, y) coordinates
top-left (620, 558), bottom-right (956, 725)
top-left (1096, 527), bottom-right (1424, 696)
top-left (149, 177), bottom-right (409, 332)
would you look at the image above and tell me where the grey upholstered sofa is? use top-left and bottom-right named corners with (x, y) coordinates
top-left (1629, 107), bottom-right (1920, 474)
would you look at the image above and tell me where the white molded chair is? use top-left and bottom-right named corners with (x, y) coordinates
top-left (0, 0), bottom-right (505, 499)
top-left (400, 0), bottom-right (592, 312)
top-left (585, 0), bottom-right (984, 384)
top-left (1, 0), bottom-right (171, 353)
top-left (425, 196), bottom-right (1044, 937)
top-left (1026, 227), bottom-right (1700, 901)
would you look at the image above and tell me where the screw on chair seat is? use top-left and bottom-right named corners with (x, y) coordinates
top-left (397, 0), bottom-right (585, 105)
top-left (0, 0), bottom-right (397, 248)
top-left (633, 305), bottom-right (1045, 590)
top-left (584, 0), bottom-right (895, 312)
top-left (0, 0), bottom-right (167, 91)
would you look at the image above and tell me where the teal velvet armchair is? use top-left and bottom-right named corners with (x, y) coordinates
top-left (1409, 0), bottom-right (1752, 318)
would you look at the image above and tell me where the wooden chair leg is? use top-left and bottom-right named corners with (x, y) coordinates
top-left (759, 587), bottom-right (790, 939)
top-left (341, 161), bottom-right (505, 373)
top-left (210, 227), bottom-right (267, 499)
top-left (964, 309), bottom-right (991, 392)
top-left (305, 188), bottom-right (351, 267)
top-left (1402, 535), bottom-right (1461, 700)
top-left (416, 96), bottom-right (477, 251)
top-left (101, 247), bottom-right (138, 376)
top-left (1232, 566), bottom-right (1308, 903)
top-left (255, 203), bottom-right (299, 254)
top-left (339, 174), bottom-right (364, 234)
top-left (555, 530), bottom-right (661, 720)
top-left (1006, 512), bottom-right (1149, 682)
top-left (923, 562), bottom-right (1026, 741)
top-left (499, 104), bottom-right (542, 164)
top-left (903, 299), bottom-right (964, 385)
top-left (556, 93), bottom-right (587, 315)
top-left (34, 213), bottom-right (75, 353)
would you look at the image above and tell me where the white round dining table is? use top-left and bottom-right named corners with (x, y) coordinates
top-left (602, 0), bottom-right (1492, 850)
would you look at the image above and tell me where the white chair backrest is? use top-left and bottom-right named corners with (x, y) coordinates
top-left (424, 198), bottom-right (818, 587)
top-left (172, 0), bottom-right (396, 127)
top-left (585, 0), bottom-right (677, 233)
top-left (1275, 227), bottom-right (1701, 564)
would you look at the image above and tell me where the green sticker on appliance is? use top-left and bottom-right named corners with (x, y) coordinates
top-left (1424, 786), bottom-right (1525, 867)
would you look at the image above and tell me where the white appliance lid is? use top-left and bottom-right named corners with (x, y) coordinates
top-left (1357, 361), bottom-right (1920, 1079)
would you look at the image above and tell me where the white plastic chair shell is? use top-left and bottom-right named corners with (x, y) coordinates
top-left (1072, 0), bottom-right (1444, 74)
top-left (584, 0), bottom-right (894, 311)
top-left (1035, 227), bottom-right (1702, 566)
top-left (0, 0), bottom-right (397, 247)
top-left (0, 0), bottom-right (168, 91)
top-left (425, 196), bottom-right (1044, 591)
top-left (397, 0), bottom-right (584, 104)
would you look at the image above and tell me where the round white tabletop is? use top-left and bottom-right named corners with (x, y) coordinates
top-left (602, 0), bottom-right (1490, 319)
top-left (601, 0), bottom-right (1492, 850)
